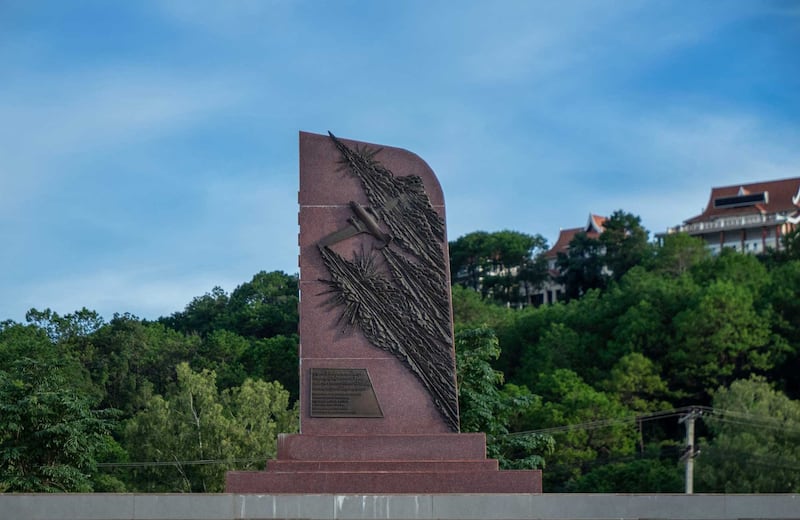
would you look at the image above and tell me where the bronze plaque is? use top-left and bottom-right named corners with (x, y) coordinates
top-left (310, 368), bottom-right (383, 418)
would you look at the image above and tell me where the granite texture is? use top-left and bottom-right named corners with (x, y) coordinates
top-left (296, 131), bottom-right (455, 435)
top-left (276, 433), bottom-right (487, 461)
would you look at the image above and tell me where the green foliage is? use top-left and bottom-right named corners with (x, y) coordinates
top-left (449, 231), bottom-right (493, 292)
top-left (450, 222), bottom-right (800, 490)
top-left (604, 268), bottom-right (699, 369)
top-left (764, 260), bottom-right (800, 396)
top-left (225, 271), bottom-right (299, 339)
top-left (455, 328), bottom-right (554, 469)
top-left (496, 300), bottom-right (568, 382)
top-left (525, 369), bottom-right (638, 491)
top-left (697, 376), bottom-right (800, 493)
top-left (122, 363), bottom-right (298, 492)
top-left (24, 307), bottom-right (105, 343)
top-left (0, 358), bottom-right (117, 492)
top-left (651, 232), bottom-right (710, 276)
top-left (568, 455), bottom-right (682, 493)
top-left (88, 316), bottom-right (202, 415)
top-left (449, 230), bottom-right (549, 305)
top-left (669, 280), bottom-right (773, 401)
top-left (451, 284), bottom-right (514, 333)
top-left (0, 272), bottom-right (302, 493)
top-left (601, 353), bottom-right (671, 413)
top-left (517, 320), bottom-right (580, 389)
top-left (555, 210), bottom-right (652, 299)
top-left (600, 210), bottom-right (652, 282)
top-left (162, 271), bottom-right (298, 340)
top-left (555, 232), bottom-right (606, 300)
top-left (194, 329), bottom-right (250, 389)
top-left (692, 248), bottom-right (770, 299)
top-left (239, 334), bottom-right (299, 401)
top-left (5, 214), bottom-right (800, 494)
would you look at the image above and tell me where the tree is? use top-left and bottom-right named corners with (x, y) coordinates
top-left (449, 231), bottom-right (548, 305)
top-left (161, 271), bottom-right (299, 340)
top-left (524, 369), bottom-right (638, 491)
top-left (601, 353), bottom-right (671, 414)
top-left (495, 298), bottom-right (568, 382)
top-left (0, 358), bottom-right (117, 492)
top-left (569, 456), bottom-right (682, 493)
top-left (0, 317), bottom-right (100, 406)
top-left (161, 286), bottom-right (229, 338)
top-left (451, 284), bottom-right (513, 331)
top-left (555, 232), bottom-right (606, 300)
top-left (600, 210), bottom-right (651, 282)
top-left (225, 271), bottom-right (299, 339)
top-left (24, 307), bottom-right (104, 343)
top-left (221, 377), bottom-right (299, 470)
top-left (697, 376), bottom-right (800, 493)
top-left (194, 329), bottom-right (250, 390)
top-left (123, 363), bottom-right (297, 492)
top-left (449, 231), bottom-right (493, 292)
top-left (455, 328), bottom-right (554, 469)
top-left (780, 226), bottom-right (800, 260)
top-left (518, 321), bottom-right (582, 390)
top-left (761, 226), bottom-right (800, 264)
top-left (239, 334), bottom-right (300, 401)
top-left (651, 232), bottom-right (709, 276)
top-left (764, 260), bottom-right (800, 398)
top-left (87, 316), bottom-right (201, 415)
top-left (480, 231), bottom-right (549, 305)
top-left (603, 267), bottom-right (699, 370)
top-left (692, 247), bottom-right (770, 299)
top-left (669, 280), bottom-right (773, 402)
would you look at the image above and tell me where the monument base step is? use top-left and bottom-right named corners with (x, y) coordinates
top-left (228, 433), bottom-right (541, 494)
top-left (277, 433), bottom-right (487, 460)
top-left (267, 459), bottom-right (499, 472)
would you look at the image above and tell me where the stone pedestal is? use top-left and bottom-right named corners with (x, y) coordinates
top-left (226, 433), bottom-right (541, 493)
top-left (225, 132), bottom-right (541, 494)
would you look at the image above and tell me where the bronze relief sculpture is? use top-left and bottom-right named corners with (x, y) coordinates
top-left (316, 132), bottom-right (459, 432)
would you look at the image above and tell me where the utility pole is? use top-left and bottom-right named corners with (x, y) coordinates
top-left (679, 408), bottom-right (702, 494)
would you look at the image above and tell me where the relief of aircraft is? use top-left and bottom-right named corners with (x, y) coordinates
top-left (317, 200), bottom-right (393, 248)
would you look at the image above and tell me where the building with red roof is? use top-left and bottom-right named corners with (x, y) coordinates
top-left (531, 214), bottom-right (607, 305)
top-left (664, 177), bottom-right (800, 254)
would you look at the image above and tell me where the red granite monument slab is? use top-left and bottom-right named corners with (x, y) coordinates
top-left (226, 131), bottom-right (542, 494)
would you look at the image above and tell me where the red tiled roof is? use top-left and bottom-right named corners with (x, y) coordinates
top-left (545, 227), bottom-right (582, 259)
top-left (685, 177), bottom-right (800, 224)
top-left (544, 214), bottom-right (606, 259)
top-left (589, 214), bottom-right (607, 233)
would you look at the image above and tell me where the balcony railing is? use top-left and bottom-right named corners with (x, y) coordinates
top-left (666, 213), bottom-right (785, 235)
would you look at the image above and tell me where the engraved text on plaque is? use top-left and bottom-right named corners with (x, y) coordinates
top-left (310, 368), bottom-right (383, 418)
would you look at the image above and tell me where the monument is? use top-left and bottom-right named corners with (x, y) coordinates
top-left (226, 131), bottom-right (542, 493)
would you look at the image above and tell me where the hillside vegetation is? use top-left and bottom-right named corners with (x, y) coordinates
top-left (3, 216), bottom-right (800, 492)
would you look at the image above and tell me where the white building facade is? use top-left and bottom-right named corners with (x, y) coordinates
top-left (664, 177), bottom-right (800, 254)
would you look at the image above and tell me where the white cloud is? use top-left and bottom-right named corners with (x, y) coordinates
top-left (0, 68), bottom-right (245, 215)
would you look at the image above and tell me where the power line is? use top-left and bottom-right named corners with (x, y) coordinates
top-left (95, 406), bottom-right (800, 469)
top-left (97, 458), bottom-right (264, 468)
top-left (505, 406), bottom-right (693, 436)
top-left (504, 405), bottom-right (800, 437)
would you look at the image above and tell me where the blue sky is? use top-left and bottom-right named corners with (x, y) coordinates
top-left (2, 1), bottom-right (799, 322)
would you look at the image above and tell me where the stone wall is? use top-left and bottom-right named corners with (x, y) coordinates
top-left (2, 493), bottom-right (799, 520)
